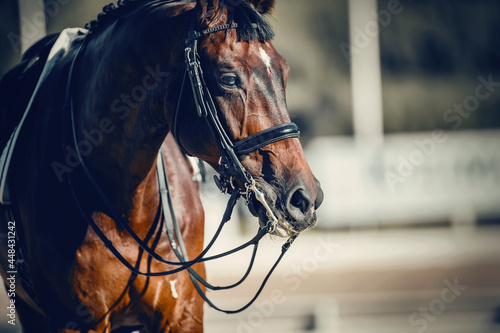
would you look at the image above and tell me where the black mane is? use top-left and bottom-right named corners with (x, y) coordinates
top-left (85, 0), bottom-right (274, 42)
top-left (85, 0), bottom-right (145, 32)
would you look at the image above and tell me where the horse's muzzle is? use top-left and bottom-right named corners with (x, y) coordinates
top-left (285, 179), bottom-right (323, 232)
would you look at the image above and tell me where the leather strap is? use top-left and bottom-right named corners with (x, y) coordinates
top-left (186, 23), bottom-right (259, 44)
top-left (158, 149), bottom-right (296, 313)
top-left (233, 123), bottom-right (300, 156)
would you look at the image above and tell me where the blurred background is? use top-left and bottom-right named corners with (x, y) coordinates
top-left (1, 0), bottom-right (499, 332)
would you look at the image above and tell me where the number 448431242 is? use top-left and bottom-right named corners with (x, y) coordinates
top-left (7, 221), bottom-right (16, 271)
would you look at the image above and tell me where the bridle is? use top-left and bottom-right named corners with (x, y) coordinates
top-left (65, 11), bottom-right (301, 314)
top-left (176, 19), bottom-right (300, 234)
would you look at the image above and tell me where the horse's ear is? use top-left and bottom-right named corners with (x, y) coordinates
top-left (248, 0), bottom-right (276, 15)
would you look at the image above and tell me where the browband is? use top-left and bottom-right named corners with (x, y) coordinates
top-left (187, 23), bottom-right (260, 44)
top-left (233, 123), bottom-right (300, 156)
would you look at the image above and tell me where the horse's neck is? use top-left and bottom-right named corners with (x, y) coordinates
top-left (73, 19), bottom-right (185, 211)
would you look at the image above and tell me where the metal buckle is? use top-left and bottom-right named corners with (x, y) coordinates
top-left (214, 158), bottom-right (235, 194)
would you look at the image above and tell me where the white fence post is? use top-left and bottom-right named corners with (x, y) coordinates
top-left (18, 0), bottom-right (47, 54)
top-left (348, 0), bottom-right (384, 143)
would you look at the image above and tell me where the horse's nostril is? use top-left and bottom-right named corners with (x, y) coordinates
top-left (288, 188), bottom-right (311, 216)
top-left (315, 186), bottom-right (324, 209)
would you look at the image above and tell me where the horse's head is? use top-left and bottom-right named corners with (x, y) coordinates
top-left (173, 0), bottom-right (323, 236)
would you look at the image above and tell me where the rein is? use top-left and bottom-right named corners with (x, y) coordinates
top-left (65, 12), bottom-right (300, 314)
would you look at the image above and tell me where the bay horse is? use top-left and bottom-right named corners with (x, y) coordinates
top-left (0, 0), bottom-right (323, 332)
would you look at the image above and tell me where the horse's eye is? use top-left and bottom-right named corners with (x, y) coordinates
top-left (219, 74), bottom-right (238, 88)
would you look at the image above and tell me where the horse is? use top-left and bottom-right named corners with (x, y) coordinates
top-left (0, 0), bottom-right (323, 332)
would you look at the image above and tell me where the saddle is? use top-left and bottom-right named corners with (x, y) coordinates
top-left (0, 28), bottom-right (86, 205)
top-left (0, 29), bottom-right (89, 312)
top-left (0, 33), bottom-right (59, 204)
